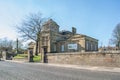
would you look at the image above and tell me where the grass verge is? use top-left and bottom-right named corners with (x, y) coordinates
top-left (33, 55), bottom-right (41, 62)
top-left (14, 54), bottom-right (28, 59)
top-left (14, 54), bottom-right (41, 62)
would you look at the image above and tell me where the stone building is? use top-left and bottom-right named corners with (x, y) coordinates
top-left (38, 19), bottom-right (98, 53)
top-left (28, 42), bottom-right (36, 54)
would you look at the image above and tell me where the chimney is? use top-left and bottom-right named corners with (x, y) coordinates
top-left (72, 27), bottom-right (76, 35)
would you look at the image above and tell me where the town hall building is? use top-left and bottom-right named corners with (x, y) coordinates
top-left (29, 19), bottom-right (98, 54)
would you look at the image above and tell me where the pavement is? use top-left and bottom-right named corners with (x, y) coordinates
top-left (6, 60), bottom-right (120, 73)
top-left (1, 61), bottom-right (120, 80)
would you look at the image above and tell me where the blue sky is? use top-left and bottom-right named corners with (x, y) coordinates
top-left (0, 0), bottom-right (120, 46)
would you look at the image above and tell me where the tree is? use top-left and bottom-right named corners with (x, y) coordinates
top-left (16, 38), bottom-right (19, 54)
top-left (12, 38), bottom-right (24, 54)
top-left (111, 23), bottom-right (120, 49)
top-left (16, 12), bottom-right (46, 55)
top-left (0, 38), bottom-right (13, 51)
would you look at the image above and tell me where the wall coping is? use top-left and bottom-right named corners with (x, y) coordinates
top-left (47, 51), bottom-right (120, 56)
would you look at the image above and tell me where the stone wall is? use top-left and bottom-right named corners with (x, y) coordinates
top-left (13, 58), bottom-right (28, 62)
top-left (47, 52), bottom-right (120, 67)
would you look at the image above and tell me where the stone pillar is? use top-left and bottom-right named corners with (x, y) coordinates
top-left (28, 48), bottom-right (34, 62)
top-left (0, 51), bottom-right (2, 61)
top-left (41, 46), bottom-right (48, 63)
top-left (41, 48), bottom-right (44, 63)
top-left (2, 51), bottom-right (7, 60)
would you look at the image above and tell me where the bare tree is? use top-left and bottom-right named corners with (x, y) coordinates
top-left (12, 38), bottom-right (24, 54)
top-left (111, 23), bottom-right (120, 49)
top-left (16, 12), bottom-right (46, 55)
top-left (0, 38), bottom-right (13, 51)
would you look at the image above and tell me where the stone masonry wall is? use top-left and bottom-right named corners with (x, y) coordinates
top-left (47, 52), bottom-right (120, 67)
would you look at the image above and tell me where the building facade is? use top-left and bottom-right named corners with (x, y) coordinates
top-left (28, 42), bottom-right (36, 54)
top-left (38, 19), bottom-right (98, 53)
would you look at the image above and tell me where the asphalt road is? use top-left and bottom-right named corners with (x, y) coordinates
top-left (0, 61), bottom-right (120, 80)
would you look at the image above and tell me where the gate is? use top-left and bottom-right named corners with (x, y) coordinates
top-left (43, 46), bottom-right (48, 63)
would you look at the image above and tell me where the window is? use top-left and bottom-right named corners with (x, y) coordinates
top-left (42, 36), bottom-right (48, 46)
top-left (86, 41), bottom-right (89, 50)
top-left (61, 45), bottom-right (64, 52)
top-left (91, 44), bottom-right (93, 51)
top-left (95, 44), bottom-right (98, 51)
top-left (54, 44), bottom-right (56, 52)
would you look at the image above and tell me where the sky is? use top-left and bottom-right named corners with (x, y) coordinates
top-left (0, 0), bottom-right (120, 47)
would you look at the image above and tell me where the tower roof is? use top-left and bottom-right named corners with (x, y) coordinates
top-left (43, 19), bottom-right (59, 28)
